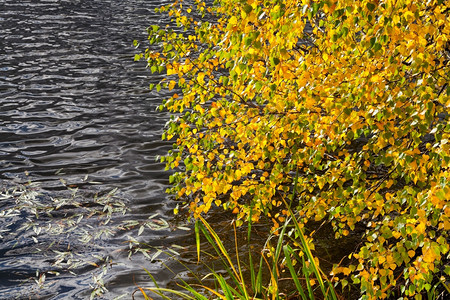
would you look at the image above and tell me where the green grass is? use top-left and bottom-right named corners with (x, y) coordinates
top-left (137, 213), bottom-right (338, 300)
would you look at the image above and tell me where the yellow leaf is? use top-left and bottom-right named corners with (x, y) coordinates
top-left (416, 222), bottom-right (426, 234)
top-left (197, 72), bottom-right (205, 85)
top-left (229, 16), bottom-right (237, 26)
top-left (168, 80), bottom-right (176, 90)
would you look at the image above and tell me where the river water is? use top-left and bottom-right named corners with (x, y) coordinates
top-left (0, 0), bottom-right (197, 298)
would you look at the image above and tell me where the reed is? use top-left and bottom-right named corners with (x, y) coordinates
top-left (136, 213), bottom-right (338, 300)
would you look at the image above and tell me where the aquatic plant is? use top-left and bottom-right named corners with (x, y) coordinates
top-left (0, 179), bottom-right (187, 299)
top-left (137, 212), bottom-right (338, 300)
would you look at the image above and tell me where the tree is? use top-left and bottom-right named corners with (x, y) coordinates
top-left (140, 0), bottom-right (450, 298)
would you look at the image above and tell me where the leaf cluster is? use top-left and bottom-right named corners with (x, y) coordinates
top-left (143, 0), bottom-right (450, 298)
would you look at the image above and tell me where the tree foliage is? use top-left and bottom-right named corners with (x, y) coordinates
top-left (141, 0), bottom-right (450, 298)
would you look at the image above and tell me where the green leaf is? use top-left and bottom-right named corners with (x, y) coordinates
top-left (243, 4), bottom-right (252, 14)
top-left (342, 27), bottom-right (349, 37)
top-left (255, 81), bottom-right (263, 91)
top-left (373, 43), bottom-right (382, 52)
top-left (312, 2), bottom-right (320, 16)
top-left (366, 3), bottom-right (376, 11)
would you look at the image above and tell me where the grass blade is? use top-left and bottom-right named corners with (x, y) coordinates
top-left (199, 216), bottom-right (239, 280)
top-left (140, 287), bottom-right (197, 300)
top-left (233, 221), bottom-right (249, 299)
top-left (195, 219), bottom-right (200, 263)
top-left (283, 244), bottom-right (307, 300)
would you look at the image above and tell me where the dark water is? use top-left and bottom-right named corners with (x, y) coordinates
top-left (0, 0), bottom-right (196, 298)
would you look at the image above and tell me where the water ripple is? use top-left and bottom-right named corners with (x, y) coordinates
top-left (0, 0), bottom-right (186, 298)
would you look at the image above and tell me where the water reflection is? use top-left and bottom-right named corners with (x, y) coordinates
top-left (0, 0), bottom-right (188, 298)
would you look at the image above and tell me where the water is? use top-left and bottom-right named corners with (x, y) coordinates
top-left (0, 0), bottom-right (196, 298)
